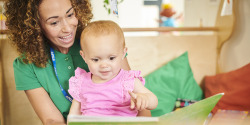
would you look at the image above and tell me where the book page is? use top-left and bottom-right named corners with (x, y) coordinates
top-left (158, 93), bottom-right (224, 125)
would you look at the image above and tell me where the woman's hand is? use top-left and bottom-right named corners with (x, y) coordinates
top-left (45, 119), bottom-right (66, 125)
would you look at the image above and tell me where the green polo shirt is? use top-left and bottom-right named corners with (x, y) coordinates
top-left (13, 40), bottom-right (89, 120)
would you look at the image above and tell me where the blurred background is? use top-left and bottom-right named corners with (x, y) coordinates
top-left (0, 0), bottom-right (250, 125)
top-left (89, 0), bottom-right (250, 72)
top-left (91, 0), bottom-right (220, 36)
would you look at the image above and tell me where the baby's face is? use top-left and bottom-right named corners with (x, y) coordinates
top-left (80, 33), bottom-right (126, 83)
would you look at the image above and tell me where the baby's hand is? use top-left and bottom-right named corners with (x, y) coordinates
top-left (128, 91), bottom-right (149, 111)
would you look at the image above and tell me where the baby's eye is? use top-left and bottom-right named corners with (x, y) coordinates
top-left (110, 57), bottom-right (115, 60)
top-left (92, 59), bottom-right (99, 62)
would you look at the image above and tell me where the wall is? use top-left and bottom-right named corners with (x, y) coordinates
top-left (91, 0), bottom-right (184, 36)
top-left (220, 0), bottom-right (250, 72)
top-left (91, 0), bottom-right (159, 36)
top-left (91, 0), bottom-right (145, 27)
top-left (178, 0), bottom-right (250, 72)
top-left (183, 0), bottom-right (220, 35)
top-left (184, 0), bottom-right (220, 27)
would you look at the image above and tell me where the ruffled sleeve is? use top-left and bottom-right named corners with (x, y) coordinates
top-left (121, 70), bottom-right (145, 103)
top-left (68, 67), bottom-right (87, 102)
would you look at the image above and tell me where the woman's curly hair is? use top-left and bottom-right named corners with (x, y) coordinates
top-left (4, 0), bottom-right (93, 67)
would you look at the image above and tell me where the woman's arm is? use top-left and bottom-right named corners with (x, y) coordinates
top-left (25, 88), bottom-right (66, 125)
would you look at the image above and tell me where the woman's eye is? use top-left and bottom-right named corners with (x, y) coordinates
top-left (51, 21), bottom-right (58, 25)
top-left (68, 13), bottom-right (74, 17)
top-left (110, 57), bottom-right (115, 60)
top-left (92, 59), bottom-right (98, 62)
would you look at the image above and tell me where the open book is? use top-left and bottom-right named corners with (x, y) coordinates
top-left (68, 93), bottom-right (224, 125)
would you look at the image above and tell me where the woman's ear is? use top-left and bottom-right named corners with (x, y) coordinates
top-left (79, 50), bottom-right (87, 63)
top-left (122, 47), bottom-right (128, 59)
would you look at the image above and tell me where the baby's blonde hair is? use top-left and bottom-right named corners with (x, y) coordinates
top-left (80, 20), bottom-right (125, 48)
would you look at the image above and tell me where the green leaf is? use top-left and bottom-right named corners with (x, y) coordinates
top-left (108, 8), bottom-right (110, 14)
top-left (103, 0), bottom-right (109, 5)
top-left (103, 4), bottom-right (107, 10)
top-left (117, 0), bottom-right (124, 4)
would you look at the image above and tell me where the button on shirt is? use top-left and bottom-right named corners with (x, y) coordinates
top-left (13, 40), bottom-right (89, 120)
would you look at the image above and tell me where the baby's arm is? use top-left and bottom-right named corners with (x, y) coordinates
top-left (68, 99), bottom-right (82, 115)
top-left (129, 79), bottom-right (158, 111)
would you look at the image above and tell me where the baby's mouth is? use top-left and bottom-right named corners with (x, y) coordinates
top-left (100, 71), bottom-right (110, 76)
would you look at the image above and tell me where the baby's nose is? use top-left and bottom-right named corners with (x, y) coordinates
top-left (100, 63), bottom-right (108, 68)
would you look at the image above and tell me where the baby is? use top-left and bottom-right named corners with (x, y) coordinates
top-left (68, 20), bottom-right (158, 117)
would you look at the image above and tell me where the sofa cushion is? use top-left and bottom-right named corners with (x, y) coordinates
top-left (145, 52), bottom-right (203, 117)
top-left (204, 63), bottom-right (250, 114)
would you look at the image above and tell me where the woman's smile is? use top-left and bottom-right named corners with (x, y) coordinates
top-left (59, 32), bottom-right (74, 44)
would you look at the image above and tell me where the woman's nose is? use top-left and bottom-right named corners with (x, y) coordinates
top-left (61, 20), bottom-right (71, 32)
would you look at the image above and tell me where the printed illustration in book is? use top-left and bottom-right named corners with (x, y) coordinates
top-left (68, 93), bottom-right (224, 125)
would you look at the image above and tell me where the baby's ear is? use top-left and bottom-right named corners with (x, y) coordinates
top-left (122, 47), bottom-right (128, 59)
top-left (79, 50), bottom-right (86, 62)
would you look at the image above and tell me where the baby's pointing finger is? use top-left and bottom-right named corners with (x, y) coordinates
top-left (141, 99), bottom-right (146, 110)
top-left (131, 99), bottom-right (136, 109)
top-left (128, 91), bottom-right (137, 99)
top-left (136, 97), bottom-right (142, 111)
top-left (145, 99), bottom-right (149, 110)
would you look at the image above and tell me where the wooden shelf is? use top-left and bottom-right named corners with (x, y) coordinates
top-left (0, 30), bottom-right (8, 34)
top-left (122, 27), bottom-right (218, 32)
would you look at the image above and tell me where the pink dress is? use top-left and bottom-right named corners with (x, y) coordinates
top-left (68, 67), bottom-right (145, 116)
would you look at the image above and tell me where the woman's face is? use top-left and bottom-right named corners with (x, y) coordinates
top-left (39, 0), bottom-right (78, 53)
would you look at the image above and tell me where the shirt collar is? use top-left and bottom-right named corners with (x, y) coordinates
top-left (48, 39), bottom-right (81, 63)
top-left (68, 38), bottom-right (81, 56)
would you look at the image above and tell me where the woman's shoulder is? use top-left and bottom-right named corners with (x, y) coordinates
top-left (13, 56), bottom-right (33, 69)
top-left (13, 55), bottom-right (50, 69)
top-left (13, 56), bottom-right (43, 90)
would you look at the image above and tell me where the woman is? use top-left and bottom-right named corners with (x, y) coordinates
top-left (4, 0), bottom-right (151, 124)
